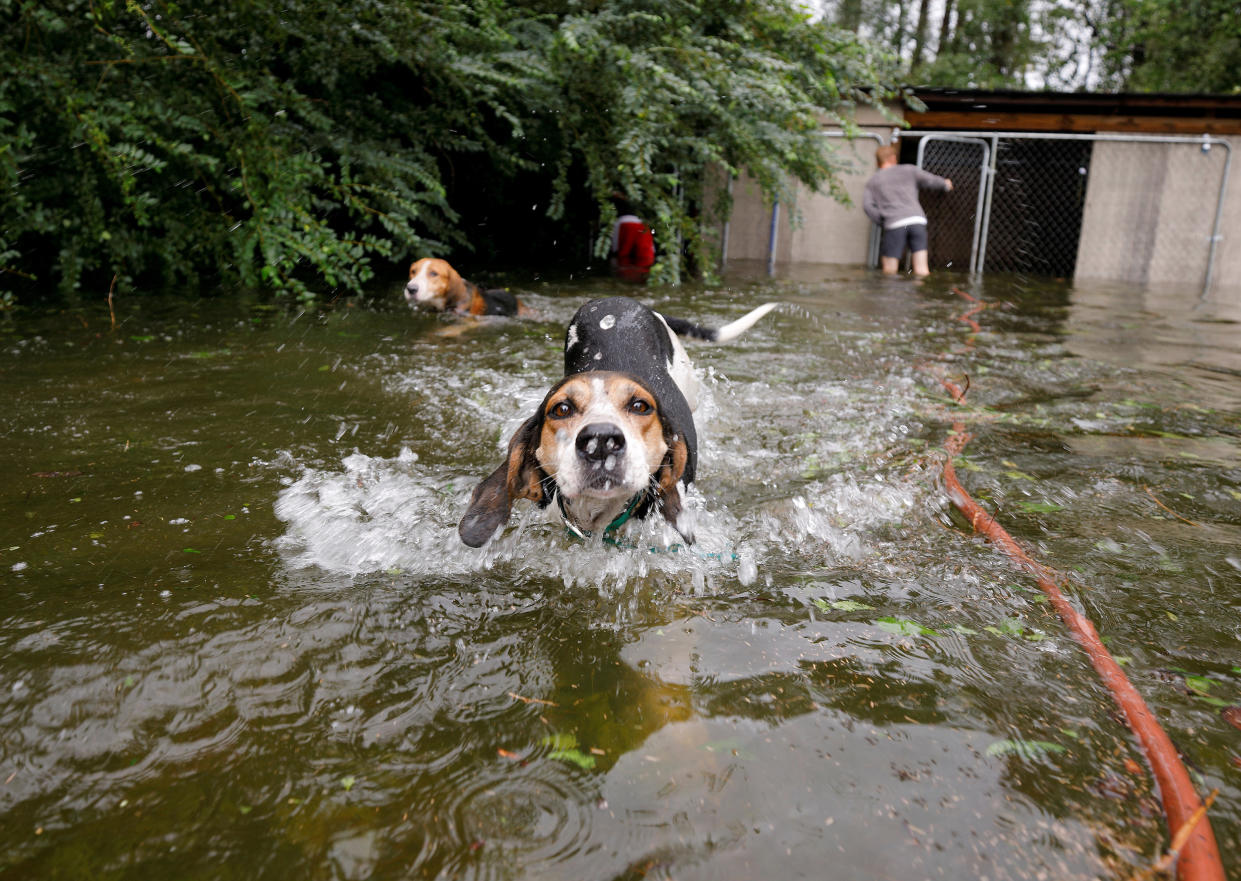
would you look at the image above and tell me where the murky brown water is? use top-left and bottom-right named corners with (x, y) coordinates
top-left (2, 266), bottom-right (1238, 879)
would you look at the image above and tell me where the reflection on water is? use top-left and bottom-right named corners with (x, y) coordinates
top-left (0, 268), bottom-right (1238, 879)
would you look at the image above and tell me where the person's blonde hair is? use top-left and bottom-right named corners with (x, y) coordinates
top-left (875, 144), bottom-right (898, 166)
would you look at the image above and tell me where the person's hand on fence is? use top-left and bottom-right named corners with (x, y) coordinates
top-left (945, 179), bottom-right (954, 192)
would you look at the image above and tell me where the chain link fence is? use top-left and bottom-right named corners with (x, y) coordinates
top-left (904, 131), bottom-right (1233, 293)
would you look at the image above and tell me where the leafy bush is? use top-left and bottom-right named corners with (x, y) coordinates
top-left (1, 0), bottom-right (897, 299)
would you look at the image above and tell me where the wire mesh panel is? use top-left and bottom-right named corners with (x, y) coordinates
top-left (916, 137), bottom-right (987, 272)
top-left (984, 138), bottom-right (1092, 277)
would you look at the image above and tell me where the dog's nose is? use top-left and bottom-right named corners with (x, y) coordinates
top-left (404, 283), bottom-right (417, 299)
top-left (576, 423), bottom-right (625, 462)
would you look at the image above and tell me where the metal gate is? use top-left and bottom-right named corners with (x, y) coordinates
top-left (916, 136), bottom-right (989, 273)
top-left (906, 131), bottom-right (1233, 296)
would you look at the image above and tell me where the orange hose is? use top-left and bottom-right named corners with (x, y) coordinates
top-left (937, 291), bottom-right (1225, 881)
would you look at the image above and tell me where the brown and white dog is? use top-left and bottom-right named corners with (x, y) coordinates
top-left (404, 257), bottom-right (530, 317)
top-left (458, 296), bottom-right (778, 547)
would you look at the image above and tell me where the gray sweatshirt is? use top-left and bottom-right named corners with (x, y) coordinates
top-left (862, 164), bottom-right (951, 228)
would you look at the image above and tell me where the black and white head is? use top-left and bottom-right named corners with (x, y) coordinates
top-left (458, 370), bottom-right (692, 547)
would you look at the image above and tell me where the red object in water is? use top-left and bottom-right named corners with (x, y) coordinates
top-left (612, 217), bottom-right (655, 282)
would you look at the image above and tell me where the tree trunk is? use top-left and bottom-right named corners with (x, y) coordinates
top-left (937, 0), bottom-right (955, 57)
top-left (837, 0), bottom-right (863, 33)
top-left (893, 0), bottom-right (909, 58)
top-left (910, 0), bottom-right (933, 72)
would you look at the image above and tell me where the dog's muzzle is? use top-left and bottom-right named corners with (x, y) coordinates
top-left (576, 423), bottom-right (625, 464)
top-left (575, 422), bottom-right (631, 492)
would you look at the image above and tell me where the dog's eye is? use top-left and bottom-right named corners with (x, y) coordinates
top-left (429, 270), bottom-right (438, 277)
top-left (549, 401), bottom-right (575, 419)
top-left (628, 397), bottom-right (653, 415)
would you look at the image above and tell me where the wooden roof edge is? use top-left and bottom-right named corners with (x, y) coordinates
top-left (908, 87), bottom-right (1241, 117)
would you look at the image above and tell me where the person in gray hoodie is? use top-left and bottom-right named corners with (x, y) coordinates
top-left (862, 144), bottom-right (953, 277)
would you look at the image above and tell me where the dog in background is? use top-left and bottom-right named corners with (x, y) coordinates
top-left (404, 258), bottom-right (531, 317)
top-left (458, 296), bottom-right (778, 547)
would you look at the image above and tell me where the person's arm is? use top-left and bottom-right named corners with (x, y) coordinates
top-left (915, 168), bottom-right (953, 192)
top-left (862, 181), bottom-right (882, 224)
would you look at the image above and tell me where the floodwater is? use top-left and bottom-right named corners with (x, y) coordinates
top-left (2, 265), bottom-right (1238, 880)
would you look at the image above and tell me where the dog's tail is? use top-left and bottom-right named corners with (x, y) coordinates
top-left (660, 302), bottom-right (779, 343)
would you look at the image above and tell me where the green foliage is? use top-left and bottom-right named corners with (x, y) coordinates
top-left (1092, 0), bottom-right (1241, 92)
top-left (3, 1), bottom-right (488, 299)
top-left (0, 0), bottom-right (897, 298)
top-left (905, 0), bottom-right (1049, 89)
top-left (824, 0), bottom-right (1241, 92)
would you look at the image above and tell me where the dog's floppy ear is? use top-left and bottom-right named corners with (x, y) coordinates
top-left (442, 262), bottom-right (472, 308)
top-left (654, 432), bottom-right (694, 544)
top-left (458, 413), bottom-right (546, 547)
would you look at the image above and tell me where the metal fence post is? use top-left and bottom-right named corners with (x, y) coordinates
top-left (719, 174), bottom-right (735, 269)
top-left (1202, 137), bottom-right (1233, 299)
top-left (767, 200), bottom-right (780, 276)
top-left (976, 136), bottom-right (999, 276)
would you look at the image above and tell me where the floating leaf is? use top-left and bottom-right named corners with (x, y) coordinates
top-left (1184, 675), bottom-right (1214, 695)
top-left (829, 599), bottom-right (873, 612)
top-left (1014, 500), bottom-right (1063, 513)
top-left (984, 618), bottom-right (1027, 638)
top-left (340, 776), bottom-right (356, 791)
top-left (1194, 695), bottom-right (1233, 708)
top-left (876, 617), bottom-right (939, 637)
top-left (540, 732), bottom-right (597, 769)
top-left (985, 739), bottom-right (1066, 759)
top-left (548, 748), bottom-right (596, 770)
top-left (542, 733), bottom-right (578, 751)
top-left (831, 599), bottom-right (872, 611)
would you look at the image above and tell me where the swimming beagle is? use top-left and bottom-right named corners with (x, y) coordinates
top-left (458, 296), bottom-right (778, 547)
top-left (404, 257), bottom-right (530, 317)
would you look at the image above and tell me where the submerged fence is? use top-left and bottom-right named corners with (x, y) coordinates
top-left (737, 130), bottom-right (1234, 297)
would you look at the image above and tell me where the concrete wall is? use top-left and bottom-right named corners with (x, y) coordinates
top-left (776, 129), bottom-right (888, 265)
top-left (720, 109), bottom-right (898, 267)
top-left (1074, 138), bottom-right (1233, 295)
